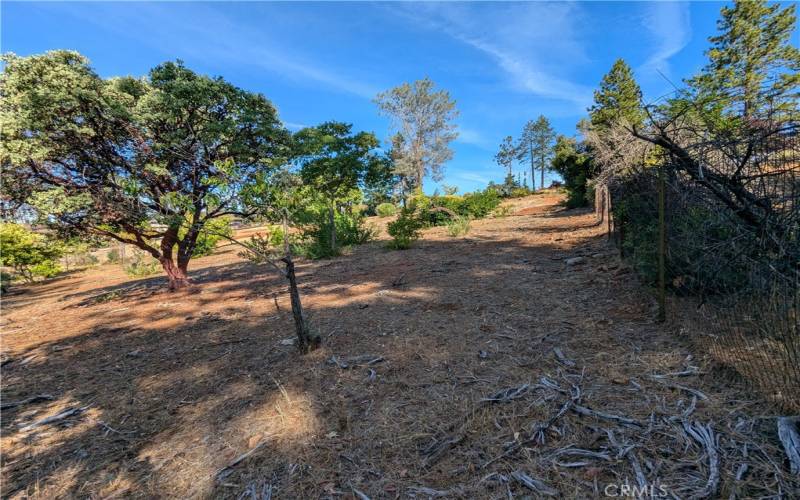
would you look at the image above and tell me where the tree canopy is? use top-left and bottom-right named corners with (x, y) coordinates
top-left (517, 115), bottom-right (556, 190)
top-left (374, 77), bottom-right (458, 192)
top-left (0, 51), bottom-right (290, 289)
top-left (494, 136), bottom-right (516, 177)
top-left (294, 121), bottom-right (388, 253)
top-left (690, 0), bottom-right (799, 119)
top-left (588, 59), bottom-right (644, 132)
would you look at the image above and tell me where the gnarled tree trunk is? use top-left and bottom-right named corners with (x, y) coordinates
top-left (158, 225), bottom-right (192, 291)
top-left (160, 256), bottom-right (191, 291)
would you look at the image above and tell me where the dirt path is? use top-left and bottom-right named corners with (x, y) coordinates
top-left (1, 194), bottom-right (796, 498)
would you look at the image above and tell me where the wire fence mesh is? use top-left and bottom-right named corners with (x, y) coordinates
top-left (602, 121), bottom-right (799, 412)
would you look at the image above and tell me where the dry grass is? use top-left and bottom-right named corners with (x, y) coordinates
top-left (1, 193), bottom-right (797, 498)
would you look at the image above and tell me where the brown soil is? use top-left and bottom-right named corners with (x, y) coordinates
top-left (1, 193), bottom-right (796, 498)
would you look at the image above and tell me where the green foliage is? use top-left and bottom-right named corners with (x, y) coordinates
top-left (376, 203), bottom-right (397, 217)
top-left (509, 187), bottom-right (531, 198)
top-left (0, 51), bottom-right (289, 285)
top-left (374, 78), bottom-right (459, 190)
top-left (297, 210), bottom-right (375, 259)
top-left (124, 253), bottom-right (161, 277)
top-left (494, 136), bottom-right (517, 178)
top-left (0, 223), bottom-right (63, 282)
top-left (517, 115), bottom-right (556, 191)
top-left (30, 260), bottom-right (62, 279)
top-left (461, 189), bottom-right (501, 218)
top-left (446, 216), bottom-right (471, 237)
top-left (188, 217), bottom-right (232, 257)
top-left (690, 0), bottom-right (799, 118)
top-left (106, 248), bottom-right (121, 264)
top-left (408, 188), bottom-right (501, 226)
top-left (551, 135), bottom-right (595, 208)
top-left (387, 205), bottom-right (423, 249)
top-left (588, 59), bottom-right (644, 131)
top-left (493, 205), bottom-right (513, 218)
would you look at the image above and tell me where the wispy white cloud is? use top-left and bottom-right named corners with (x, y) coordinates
top-left (456, 126), bottom-right (493, 150)
top-left (639, 2), bottom-right (692, 78)
top-left (391, 2), bottom-right (593, 109)
top-left (49, 2), bottom-right (378, 99)
top-left (450, 171), bottom-right (492, 185)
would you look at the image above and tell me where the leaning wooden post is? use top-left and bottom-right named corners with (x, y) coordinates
top-left (281, 256), bottom-right (320, 352)
top-left (657, 163), bottom-right (667, 323)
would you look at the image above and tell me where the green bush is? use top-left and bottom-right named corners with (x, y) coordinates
top-left (124, 253), bottom-right (161, 277)
top-left (461, 189), bottom-right (501, 218)
top-left (0, 223), bottom-right (64, 282)
top-left (30, 260), bottom-right (62, 279)
top-left (298, 210), bottom-right (375, 259)
top-left (446, 216), bottom-right (471, 237)
top-left (510, 187), bottom-right (531, 198)
top-left (106, 248), bottom-right (121, 264)
top-left (493, 205), bottom-right (513, 218)
top-left (376, 203), bottom-right (397, 217)
top-left (387, 206), bottom-right (423, 249)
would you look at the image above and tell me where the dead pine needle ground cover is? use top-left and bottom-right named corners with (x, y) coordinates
top-left (1, 194), bottom-right (798, 498)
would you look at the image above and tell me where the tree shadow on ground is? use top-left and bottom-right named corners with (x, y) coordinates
top-left (2, 211), bottom-right (788, 498)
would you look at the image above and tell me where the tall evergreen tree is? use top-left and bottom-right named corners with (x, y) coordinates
top-left (588, 59), bottom-right (644, 131)
top-left (690, 0), bottom-right (799, 119)
top-left (494, 136), bottom-right (517, 177)
top-left (517, 116), bottom-right (556, 191)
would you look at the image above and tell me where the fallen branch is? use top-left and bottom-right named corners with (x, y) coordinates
top-left (421, 434), bottom-right (464, 467)
top-left (682, 421), bottom-right (720, 498)
top-left (20, 405), bottom-right (89, 431)
top-left (510, 470), bottom-right (558, 496)
top-left (553, 348), bottom-right (576, 367)
top-left (777, 416), bottom-right (800, 475)
top-left (1, 394), bottom-right (54, 410)
top-left (327, 355), bottom-right (385, 369)
top-left (650, 377), bottom-right (709, 401)
top-left (572, 404), bottom-right (643, 428)
top-left (481, 384), bottom-right (530, 403)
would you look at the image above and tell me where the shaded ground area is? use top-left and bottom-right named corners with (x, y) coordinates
top-left (1, 193), bottom-right (797, 498)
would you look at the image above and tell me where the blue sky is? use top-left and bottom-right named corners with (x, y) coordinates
top-left (2, 1), bottom-right (741, 193)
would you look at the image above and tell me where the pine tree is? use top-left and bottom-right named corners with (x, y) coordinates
top-left (588, 59), bottom-right (644, 131)
top-left (691, 0), bottom-right (799, 119)
top-left (517, 116), bottom-right (556, 191)
top-left (494, 135), bottom-right (517, 177)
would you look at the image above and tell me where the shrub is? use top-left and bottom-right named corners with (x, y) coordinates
top-left (0, 223), bottom-right (63, 282)
top-left (510, 187), bottom-right (531, 198)
top-left (461, 189), bottom-right (501, 218)
top-left (388, 206), bottom-right (423, 249)
top-left (493, 205), bottom-right (513, 218)
top-left (30, 260), bottom-right (62, 279)
top-left (376, 203), bottom-right (397, 217)
top-left (124, 253), bottom-right (161, 277)
top-left (106, 248), bottom-right (121, 264)
top-left (0, 271), bottom-right (13, 293)
top-left (446, 216), bottom-right (471, 237)
top-left (299, 210), bottom-right (375, 259)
